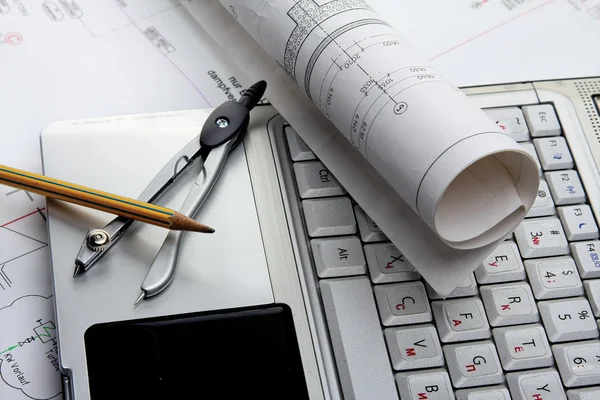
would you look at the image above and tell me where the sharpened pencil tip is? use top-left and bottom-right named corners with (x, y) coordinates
top-left (207, 228), bottom-right (215, 233)
top-left (73, 264), bottom-right (82, 278)
top-left (134, 291), bottom-right (146, 305)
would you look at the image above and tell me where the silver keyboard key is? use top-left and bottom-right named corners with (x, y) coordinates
top-left (354, 205), bottom-right (387, 242)
top-left (285, 126), bottom-right (316, 161)
top-left (524, 256), bottom-right (583, 300)
top-left (534, 136), bottom-right (574, 170)
top-left (514, 217), bottom-right (569, 258)
top-left (384, 324), bottom-right (444, 370)
top-left (310, 236), bottom-right (366, 278)
top-left (396, 368), bottom-right (455, 400)
top-left (538, 297), bottom-right (598, 342)
top-left (583, 279), bottom-right (600, 317)
top-left (480, 283), bottom-right (539, 326)
top-left (493, 323), bottom-right (553, 370)
top-left (553, 340), bottom-right (600, 387)
top-left (546, 170), bottom-right (586, 205)
top-left (432, 298), bottom-right (490, 342)
top-left (567, 387), bottom-right (600, 400)
top-left (365, 242), bottom-right (420, 283)
top-left (520, 142), bottom-right (543, 176)
top-left (558, 205), bottom-right (599, 241)
top-left (475, 241), bottom-right (525, 284)
top-left (444, 340), bottom-right (504, 388)
top-left (374, 281), bottom-right (432, 326)
top-left (526, 179), bottom-right (556, 218)
top-left (427, 273), bottom-right (478, 299)
top-left (302, 197), bottom-right (356, 237)
top-left (293, 161), bottom-right (346, 198)
top-left (523, 104), bottom-right (562, 137)
top-left (455, 385), bottom-right (511, 400)
top-left (507, 368), bottom-right (566, 400)
top-left (319, 276), bottom-right (399, 400)
top-left (485, 107), bottom-right (530, 142)
top-left (571, 240), bottom-right (600, 278)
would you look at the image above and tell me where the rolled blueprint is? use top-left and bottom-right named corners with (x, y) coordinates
top-left (183, 0), bottom-right (539, 294)
top-left (217, 0), bottom-right (539, 250)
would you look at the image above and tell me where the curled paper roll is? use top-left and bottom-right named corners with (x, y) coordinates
top-left (218, 0), bottom-right (539, 250)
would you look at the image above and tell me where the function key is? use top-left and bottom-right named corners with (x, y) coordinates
top-left (545, 170), bottom-right (586, 205)
top-left (557, 204), bottom-right (599, 241)
top-left (571, 240), bottom-right (600, 278)
top-left (534, 136), bottom-right (574, 170)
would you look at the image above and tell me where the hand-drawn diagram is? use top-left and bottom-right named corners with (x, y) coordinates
top-left (0, 295), bottom-right (61, 400)
top-left (0, 1), bottom-right (251, 399)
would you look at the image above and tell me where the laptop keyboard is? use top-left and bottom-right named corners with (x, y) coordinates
top-left (274, 103), bottom-right (600, 400)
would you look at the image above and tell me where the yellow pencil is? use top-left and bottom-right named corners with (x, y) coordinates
top-left (0, 164), bottom-right (214, 233)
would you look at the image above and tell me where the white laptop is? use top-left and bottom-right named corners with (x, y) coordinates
top-left (42, 77), bottom-right (600, 399)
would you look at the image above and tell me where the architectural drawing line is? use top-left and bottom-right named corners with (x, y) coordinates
top-left (429, 0), bottom-right (557, 61)
top-left (294, 2), bottom-right (397, 105)
top-left (2, 226), bottom-right (48, 245)
top-left (0, 245), bottom-right (47, 266)
top-left (284, 0), bottom-right (371, 79)
top-left (317, 32), bottom-right (391, 106)
top-left (1, 208), bottom-right (45, 228)
top-left (1, 265), bottom-right (12, 286)
top-left (304, 18), bottom-right (391, 96)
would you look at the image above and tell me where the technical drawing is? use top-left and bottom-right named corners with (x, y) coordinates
top-left (0, 295), bottom-right (61, 400)
top-left (272, 0), bottom-right (447, 156)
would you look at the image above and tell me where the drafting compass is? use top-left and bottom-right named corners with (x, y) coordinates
top-left (72, 80), bottom-right (267, 304)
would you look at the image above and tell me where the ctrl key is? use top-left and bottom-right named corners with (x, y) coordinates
top-left (396, 368), bottom-right (455, 400)
top-left (507, 368), bottom-right (566, 400)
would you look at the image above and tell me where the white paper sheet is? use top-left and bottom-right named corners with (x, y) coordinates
top-left (0, 1), bottom-right (251, 399)
top-left (366, 0), bottom-right (600, 87)
top-left (183, 0), bottom-right (539, 295)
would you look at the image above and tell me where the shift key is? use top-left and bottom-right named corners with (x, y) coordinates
top-left (320, 277), bottom-right (398, 400)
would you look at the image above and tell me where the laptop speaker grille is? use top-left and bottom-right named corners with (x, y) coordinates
top-left (574, 79), bottom-right (600, 144)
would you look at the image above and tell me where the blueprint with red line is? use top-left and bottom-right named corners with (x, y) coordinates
top-left (368, 0), bottom-right (600, 86)
top-left (0, 1), bottom-right (252, 399)
top-left (2, 0), bottom-right (600, 398)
